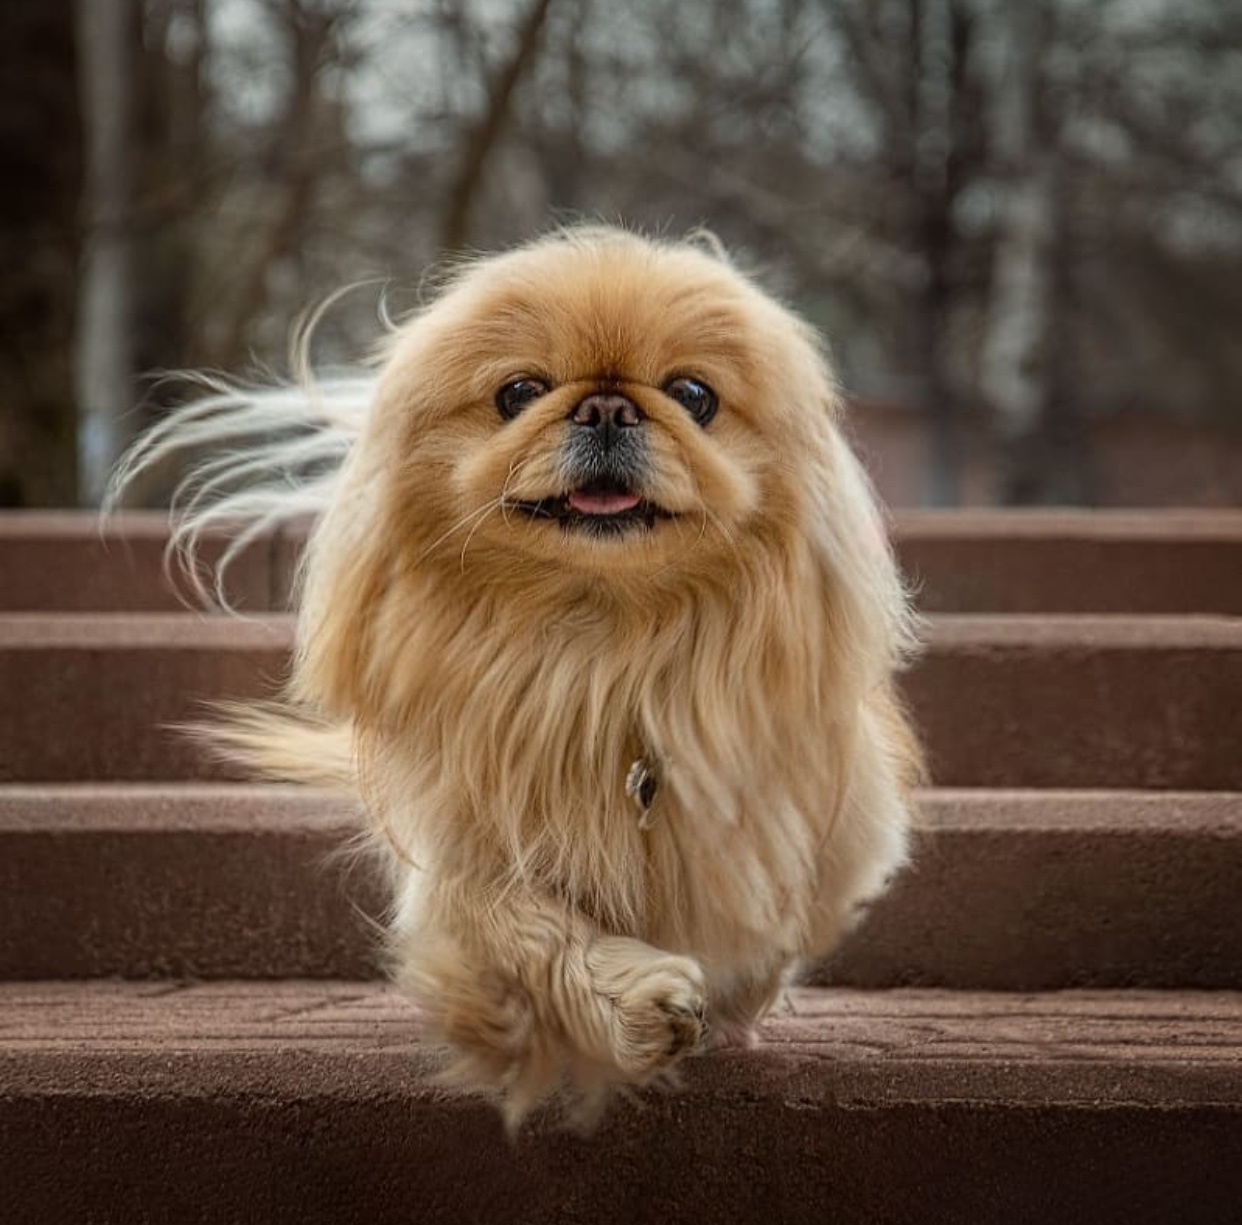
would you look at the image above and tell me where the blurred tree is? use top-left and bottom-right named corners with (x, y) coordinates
top-left (0, 0), bottom-right (82, 506)
top-left (130, 0), bottom-right (210, 380)
top-left (201, 0), bottom-right (362, 366)
top-left (978, 1), bottom-right (1078, 503)
top-left (440, 0), bottom-right (557, 251)
top-left (77, 0), bottom-right (138, 504)
top-left (1073, 3), bottom-right (1242, 428)
top-left (22, 0), bottom-right (1239, 506)
top-left (825, 0), bottom-right (990, 505)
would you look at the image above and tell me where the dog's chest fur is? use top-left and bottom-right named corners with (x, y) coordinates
top-left (384, 579), bottom-right (829, 984)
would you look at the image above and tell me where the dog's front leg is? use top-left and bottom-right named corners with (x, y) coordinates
top-left (394, 879), bottom-right (707, 1124)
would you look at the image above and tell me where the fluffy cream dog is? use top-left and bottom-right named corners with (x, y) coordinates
top-left (114, 227), bottom-right (921, 1125)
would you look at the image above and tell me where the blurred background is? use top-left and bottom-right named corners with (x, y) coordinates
top-left (2, 0), bottom-right (1240, 510)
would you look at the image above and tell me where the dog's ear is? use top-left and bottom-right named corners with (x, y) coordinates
top-left (290, 367), bottom-right (425, 723)
top-left (292, 454), bottom-right (393, 719)
top-left (790, 338), bottom-right (918, 705)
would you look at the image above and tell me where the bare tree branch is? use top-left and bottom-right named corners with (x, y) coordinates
top-left (440, 0), bottom-right (557, 252)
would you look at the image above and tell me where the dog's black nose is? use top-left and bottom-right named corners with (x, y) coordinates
top-left (570, 393), bottom-right (644, 436)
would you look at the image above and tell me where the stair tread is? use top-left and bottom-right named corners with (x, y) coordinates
top-left (3, 981), bottom-right (1240, 1108)
top-left (5, 609), bottom-right (1242, 647)
top-left (3, 781), bottom-right (1242, 830)
top-left (892, 507), bottom-right (1242, 539)
top-left (5, 506), bottom-right (1241, 538)
top-left (0, 611), bottom-right (292, 647)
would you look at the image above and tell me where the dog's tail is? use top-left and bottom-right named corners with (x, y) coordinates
top-left (191, 702), bottom-right (357, 792)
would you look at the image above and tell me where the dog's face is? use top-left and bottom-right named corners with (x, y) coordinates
top-left (368, 230), bottom-right (837, 580)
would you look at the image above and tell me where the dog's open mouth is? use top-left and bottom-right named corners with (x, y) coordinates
top-left (510, 478), bottom-right (671, 534)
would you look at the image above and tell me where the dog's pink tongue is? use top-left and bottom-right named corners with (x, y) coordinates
top-left (568, 490), bottom-right (641, 515)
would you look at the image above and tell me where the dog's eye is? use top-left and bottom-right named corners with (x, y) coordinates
top-left (663, 377), bottom-right (718, 427)
top-left (496, 378), bottom-right (550, 420)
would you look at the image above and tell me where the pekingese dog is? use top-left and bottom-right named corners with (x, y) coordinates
top-left (113, 226), bottom-right (921, 1126)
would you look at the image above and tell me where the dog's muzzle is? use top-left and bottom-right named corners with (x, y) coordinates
top-left (563, 393), bottom-right (647, 490)
top-left (506, 392), bottom-right (673, 533)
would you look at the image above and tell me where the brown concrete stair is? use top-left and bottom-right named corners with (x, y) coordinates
top-left (2, 980), bottom-right (1239, 1224)
top-left (0, 511), bottom-right (279, 613)
top-left (2, 784), bottom-right (1240, 990)
top-left (896, 508), bottom-right (1242, 614)
top-left (0, 613), bottom-right (289, 783)
top-left (3, 612), bottom-right (1240, 787)
top-left (3, 507), bottom-right (1240, 1221)
top-left (4, 508), bottom-right (1241, 613)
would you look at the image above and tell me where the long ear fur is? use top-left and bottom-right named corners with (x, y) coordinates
top-left (813, 413), bottom-right (922, 680)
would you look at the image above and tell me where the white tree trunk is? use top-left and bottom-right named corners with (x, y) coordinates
top-left (980, 5), bottom-right (1052, 449)
top-left (76, 0), bottom-right (135, 505)
top-left (981, 164), bottom-right (1055, 441)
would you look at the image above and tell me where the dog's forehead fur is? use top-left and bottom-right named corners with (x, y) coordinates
top-left (398, 229), bottom-right (821, 411)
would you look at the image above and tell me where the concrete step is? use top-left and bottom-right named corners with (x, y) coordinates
top-left (2, 980), bottom-right (1239, 1224)
top-left (896, 508), bottom-right (1242, 614)
top-left (0, 614), bottom-right (289, 783)
top-left (0, 511), bottom-right (279, 613)
top-left (4, 509), bottom-right (1241, 613)
top-left (2, 613), bottom-right (1239, 787)
top-left (907, 615), bottom-right (1242, 788)
top-left (2, 785), bottom-right (1238, 990)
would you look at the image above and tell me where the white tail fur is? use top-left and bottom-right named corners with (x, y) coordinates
top-left (103, 287), bottom-right (392, 608)
top-left (104, 372), bottom-right (372, 608)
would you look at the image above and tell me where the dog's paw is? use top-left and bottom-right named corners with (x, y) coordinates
top-left (585, 938), bottom-right (708, 1078)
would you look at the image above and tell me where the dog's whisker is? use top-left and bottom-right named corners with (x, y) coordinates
top-left (499, 456), bottom-right (543, 527)
top-left (413, 500), bottom-right (502, 567)
top-left (703, 507), bottom-right (743, 564)
top-left (458, 500), bottom-right (501, 572)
